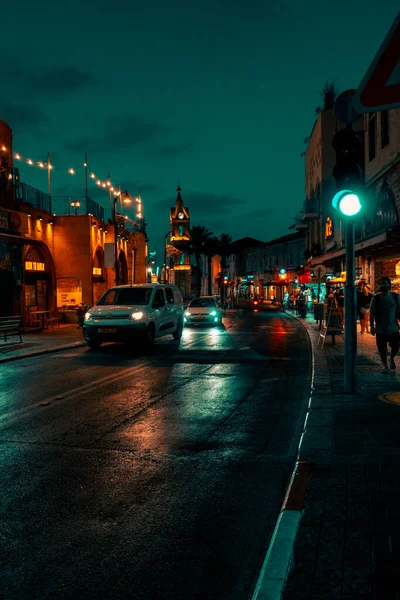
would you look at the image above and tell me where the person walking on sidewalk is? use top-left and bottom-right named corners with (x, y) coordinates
top-left (357, 281), bottom-right (372, 334)
top-left (370, 277), bottom-right (400, 372)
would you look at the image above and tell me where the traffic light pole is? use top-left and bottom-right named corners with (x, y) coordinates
top-left (344, 221), bottom-right (357, 393)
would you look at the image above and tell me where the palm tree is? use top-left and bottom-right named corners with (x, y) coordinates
top-left (315, 81), bottom-right (338, 115)
top-left (188, 225), bottom-right (213, 296)
top-left (217, 233), bottom-right (232, 305)
top-left (204, 235), bottom-right (220, 295)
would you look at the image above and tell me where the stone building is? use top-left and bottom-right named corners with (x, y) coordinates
top-left (0, 119), bottom-right (147, 323)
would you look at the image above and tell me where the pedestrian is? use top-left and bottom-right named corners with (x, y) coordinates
top-left (335, 287), bottom-right (345, 321)
top-left (370, 277), bottom-right (400, 372)
top-left (357, 281), bottom-right (372, 334)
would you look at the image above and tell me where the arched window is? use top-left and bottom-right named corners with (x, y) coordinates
top-left (92, 247), bottom-right (104, 277)
top-left (25, 247), bottom-right (45, 272)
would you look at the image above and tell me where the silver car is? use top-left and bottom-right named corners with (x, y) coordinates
top-left (83, 284), bottom-right (184, 349)
top-left (184, 296), bottom-right (223, 326)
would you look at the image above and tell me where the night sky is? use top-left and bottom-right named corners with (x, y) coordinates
top-left (2, 1), bottom-right (399, 261)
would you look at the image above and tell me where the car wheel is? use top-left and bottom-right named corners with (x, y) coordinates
top-left (173, 319), bottom-right (183, 340)
top-left (87, 340), bottom-right (102, 350)
top-left (145, 324), bottom-right (155, 346)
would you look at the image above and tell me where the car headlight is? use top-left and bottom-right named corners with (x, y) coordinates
top-left (185, 311), bottom-right (191, 316)
top-left (131, 311), bottom-right (144, 320)
top-left (84, 312), bottom-right (92, 321)
top-left (210, 310), bottom-right (217, 316)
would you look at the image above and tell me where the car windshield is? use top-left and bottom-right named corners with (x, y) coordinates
top-left (98, 288), bottom-right (153, 306)
top-left (189, 298), bottom-right (216, 308)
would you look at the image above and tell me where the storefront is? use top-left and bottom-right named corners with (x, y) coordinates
top-left (0, 237), bottom-right (22, 316)
top-left (92, 246), bottom-right (107, 304)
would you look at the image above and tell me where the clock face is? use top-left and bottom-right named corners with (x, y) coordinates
top-left (178, 212), bottom-right (184, 220)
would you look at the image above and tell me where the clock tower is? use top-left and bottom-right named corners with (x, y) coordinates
top-left (169, 185), bottom-right (191, 297)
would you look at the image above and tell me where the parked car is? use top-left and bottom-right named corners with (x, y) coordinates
top-left (83, 284), bottom-right (184, 349)
top-left (184, 296), bottom-right (223, 326)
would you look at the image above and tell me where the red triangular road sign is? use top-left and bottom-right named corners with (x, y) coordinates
top-left (353, 11), bottom-right (400, 113)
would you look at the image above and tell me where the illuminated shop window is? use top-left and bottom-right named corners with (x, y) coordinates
top-left (25, 261), bottom-right (45, 271)
top-left (93, 267), bottom-right (102, 276)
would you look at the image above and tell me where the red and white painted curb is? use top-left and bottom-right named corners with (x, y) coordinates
top-left (251, 461), bottom-right (312, 600)
top-left (251, 310), bottom-right (314, 600)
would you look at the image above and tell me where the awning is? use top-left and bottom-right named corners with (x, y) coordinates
top-left (298, 272), bottom-right (311, 284)
top-left (310, 231), bottom-right (388, 267)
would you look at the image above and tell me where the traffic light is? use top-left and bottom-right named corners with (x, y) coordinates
top-left (332, 128), bottom-right (364, 218)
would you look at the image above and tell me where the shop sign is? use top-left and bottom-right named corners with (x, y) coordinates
top-left (0, 207), bottom-right (28, 233)
top-left (325, 217), bottom-right (334, 239)
top-left (57, 291), bottom-right (82, 307)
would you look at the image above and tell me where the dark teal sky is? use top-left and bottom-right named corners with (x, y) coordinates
top-left (1, 1), bottom-right (399, 258)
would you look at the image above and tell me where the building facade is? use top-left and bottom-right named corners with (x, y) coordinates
top-left (0, 119), bottom-right (147, 323)
top-left (243, 232), bottom-right (306, 301)
top-left (308, 107), bottom-right (400, 292)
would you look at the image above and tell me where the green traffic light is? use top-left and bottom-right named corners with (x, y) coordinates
top-left (332, 189), bottom-right (362, 217)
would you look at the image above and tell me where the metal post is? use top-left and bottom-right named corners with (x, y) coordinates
top-left (114, 197), bottom-right (119, 286)
top-left (47, 152), bottom-right (51, 195)
top-left (317, 268), bottom-right (321, 302)
top-left (344, 221), bottom-right (357, 393)
top-left (85, 153), bottom-right (88, 200)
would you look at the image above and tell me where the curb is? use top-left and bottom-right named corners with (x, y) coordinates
top-left (251, 309), bottom-right (314, 600)
top-left (0, 341), bottom-right (87, 364)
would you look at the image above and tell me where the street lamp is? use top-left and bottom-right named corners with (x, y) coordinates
top-left (114, 190), bottom-right (132, 286)
top-left (70, 200), bottom-right (80, 215)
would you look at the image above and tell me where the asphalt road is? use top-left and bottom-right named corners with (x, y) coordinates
top-left (0, 308), bottom-right (311, 600)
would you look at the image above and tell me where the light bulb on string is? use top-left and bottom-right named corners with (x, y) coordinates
top-left (15, 153), bottom-right (21, 160)
top-left (68, 168), bottom-right (75, 175)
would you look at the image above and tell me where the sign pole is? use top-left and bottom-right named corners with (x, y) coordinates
top-left (344, 221), bottom-right (357, 393)
top-left (317, 268), bottom-right (321, 302)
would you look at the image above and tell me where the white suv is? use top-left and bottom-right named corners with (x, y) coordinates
top-left (83, 283), bottom-right (184, 349)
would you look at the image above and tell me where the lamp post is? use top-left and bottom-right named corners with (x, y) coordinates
top-left (70, 200), bottom-right (80, 215)
top-left (163, 231), bottom-right (171, 284)
top-left (113, 190), bottom-right (132, 286)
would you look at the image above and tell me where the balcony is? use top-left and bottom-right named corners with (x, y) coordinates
top-left (303, 198), bottom-right (320, 219)
top-left (17, 182), bottom-right (52, 213)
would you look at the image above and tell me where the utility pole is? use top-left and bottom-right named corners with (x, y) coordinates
top-left (47, 152), bottom-right (51, 195)
top-left (84, 153), bottom-right (88, 201)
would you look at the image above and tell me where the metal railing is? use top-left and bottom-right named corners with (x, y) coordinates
top-left (51, 196), bottom-right (105, 222)
top-left (17, 182), bottom-right (52, 213)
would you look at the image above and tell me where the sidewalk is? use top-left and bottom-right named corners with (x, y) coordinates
top-left (282, 310), bottom-right (400, 600)
top-left (0, 324), bottom-right (87, 363)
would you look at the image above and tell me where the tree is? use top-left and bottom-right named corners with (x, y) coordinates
top-left (204, 235), bottom-right (220, 295)
top-left (188, 225), bottom-right (213, 296)
top-left (315, 81), bottom-right (338, 115)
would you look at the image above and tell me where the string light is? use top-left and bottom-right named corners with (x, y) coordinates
top-left (0, 141), bottom-right (143, 210)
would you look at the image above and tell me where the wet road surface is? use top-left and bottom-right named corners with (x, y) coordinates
top-left (0, 309), bottom-right (311, 600)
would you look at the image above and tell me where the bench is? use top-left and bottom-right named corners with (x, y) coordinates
top-left (0, 316), bottom-right (23, 343)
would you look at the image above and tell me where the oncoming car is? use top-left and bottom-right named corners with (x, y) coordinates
top-left (83, 284), bottom-right (184, 349)
top-left (184, 296), bottom-right (223, 326)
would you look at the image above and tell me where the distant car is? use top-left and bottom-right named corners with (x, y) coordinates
top-left (83, 283), bottom-right (184, 349)
top-left (184, 296), bottom-right (223, 326)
